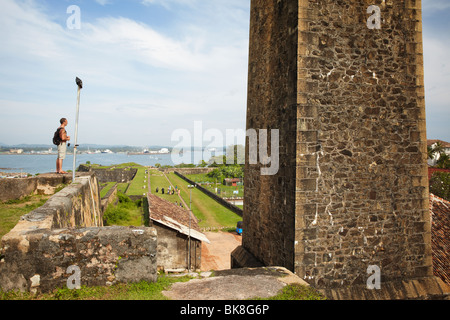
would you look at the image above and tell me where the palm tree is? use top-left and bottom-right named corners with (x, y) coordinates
top-left (437, 153), bottom-right (450, 169)
top-left (427, 145), bottom-right (435, 160)
top-left (432, 141), bottom-right (444, 158)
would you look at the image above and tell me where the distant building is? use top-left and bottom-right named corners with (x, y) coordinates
top-left (428, 139), bottom-right (450, 166)
top-left (223, 178), bottom-right (242, 187)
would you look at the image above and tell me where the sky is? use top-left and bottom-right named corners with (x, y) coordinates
top-left (0, 0), bottom-right (448, 148)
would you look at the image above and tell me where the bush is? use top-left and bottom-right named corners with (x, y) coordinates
top-left (103, 192), bottom-right (138, 225)
top-left (429, 172), bottom-right (450, 201)
top-left (103, 206), bottom-right (130, 225)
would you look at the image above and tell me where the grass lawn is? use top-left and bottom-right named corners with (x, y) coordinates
top-left (0, 275), bottom-right (193, 300)
top-left (126, 166), bottom-right (148, 197)
top-left (100, 182), bottom-right (116, 198)
top-left (149, 170), bottom-right (180, 206)
top-left (165, 172), bottom-right (242, 229)
top-left (185, 173), bottom-right (244, 198)
top-left (149, 169), bottom-right (242, 229)
top-left (0, 195), bottom-right (51, 239)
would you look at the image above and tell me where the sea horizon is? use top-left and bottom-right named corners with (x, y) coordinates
top-left (0, 150), bottom-right (222, 175)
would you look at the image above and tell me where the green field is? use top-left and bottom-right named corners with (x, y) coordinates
top-left (126, 166), bottom-right (148, 196)
top-left (149, 170), bottom-right (242, 229)
top-left (185, 173), bottom-right (244, 198)
top-left (95, 162), bottom-right (148, 197)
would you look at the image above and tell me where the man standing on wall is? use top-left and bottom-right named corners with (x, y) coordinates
top-left (56, 118), bottom-right (71, 174)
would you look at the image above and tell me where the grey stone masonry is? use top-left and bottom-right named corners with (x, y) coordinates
top-left (233, 0), bottom-right (444, 295)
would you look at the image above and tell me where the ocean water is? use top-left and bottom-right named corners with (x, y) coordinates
top-left (0, 151), bottom-right (216, 175)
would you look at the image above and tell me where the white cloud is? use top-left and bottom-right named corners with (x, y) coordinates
top-left (141, 0), bottom-right (198, 9)
top-left (95, 0), bottom-right (112, 5)
top-left (0, 0), bottom-right (250, 146)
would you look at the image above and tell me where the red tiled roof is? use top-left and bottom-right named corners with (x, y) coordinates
top-left (147, 193), bottom-right (200, 232)
top-left (427, 139), bottom-right (450, 148)
top-left (147, 193), bottom-right (209, 243)
top-left (430, 193), bottom-right (450, 285)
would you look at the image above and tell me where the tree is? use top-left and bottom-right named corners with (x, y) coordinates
top-left (427, 146), bottom-right (436, 160)
top-left (432, 141), bottom-right (444, 156)
top-left (430, 141), bottom-right (450, 169)
top-left (429, 172), bottom-right (450, 201)
top-left (437, 153), bottom-right (450, 169)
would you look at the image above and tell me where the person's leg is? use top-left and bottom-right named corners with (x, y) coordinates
top-left (60, 159), bottom-right (67, 174)
top-left (57, 143), bottom-right (67, 173)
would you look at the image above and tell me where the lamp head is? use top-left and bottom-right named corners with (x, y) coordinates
top-left (76, 77), bottom-right (83, 89)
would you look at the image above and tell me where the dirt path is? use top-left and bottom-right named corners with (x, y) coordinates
top-left (201, 231), bottom-right (242, 271)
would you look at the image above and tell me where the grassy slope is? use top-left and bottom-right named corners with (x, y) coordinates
top-left (155, 171), bottom-right (242, 229)
top-left (0, 195), bottom-right (51, 239)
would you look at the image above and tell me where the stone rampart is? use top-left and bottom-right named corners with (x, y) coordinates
top-left (0, 174), bottom-right (157, 293)
top-left (78, 164), bottom-right (137, 183)
top-left (0, 173), bottom-right (73, 202)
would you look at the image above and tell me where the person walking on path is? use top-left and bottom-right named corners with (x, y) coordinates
top-left (56, 118), bottom-right (71, 174)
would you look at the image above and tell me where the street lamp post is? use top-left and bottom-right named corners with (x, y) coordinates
top-left (187, 184), bottom-right (195, 271)
top-left (72, 77), bottom-right (83, 182)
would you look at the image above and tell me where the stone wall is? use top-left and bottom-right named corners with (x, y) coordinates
top-left (78, 165), bottom-right (137, 183)
top-left (0, 173), bottom-right (73, 202)
top-left (0, 226), bottom-right (157, 293)
top-left (0, 174), bottom-right (157, 293)
top-left (100, 183), bottom-right (118, 213)
top-left (241, 0), bottom-right (301, 275)
top-left (237, 0), bottom-right (434, 290)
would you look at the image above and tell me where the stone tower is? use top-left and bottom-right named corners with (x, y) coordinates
top-left (232, 0), bottom-right (448, 294)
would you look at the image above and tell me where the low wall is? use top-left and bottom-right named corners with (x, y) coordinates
top-left (160, 167), bottom-right (214, 175)
top-left (78, 165), bottom-right (137, 183)
top-left (0, 226), bottom-right (157, 293)
top-left (174, 171), bottom-right (243, 217)
top-left (0, 173), bottom-right (73, 202)
top-left (101, 183), bottom-right (118, 213)
top-left (0, 174), bottom-right (157, 293)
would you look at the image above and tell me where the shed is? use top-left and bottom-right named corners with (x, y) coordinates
top-left (147, 193), bottom-right (209, 272)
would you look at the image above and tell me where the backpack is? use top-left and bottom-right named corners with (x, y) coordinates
top-left (53, 127), bottom-right (63, 145)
